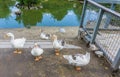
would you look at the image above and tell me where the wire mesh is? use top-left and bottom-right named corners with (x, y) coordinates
top-left (96, 12), bottom-right (120, 63)
top-left (83, 3), bottom-right (100, 37)
top-left (80, 0), bottom-right (120, 70)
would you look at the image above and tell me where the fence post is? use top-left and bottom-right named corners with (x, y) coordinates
top-left (104, 3), bottom-right (116, 28)
top-left (79, 0), bottom-right (88, 28)
top-left (112, 49), bottom-right (120, 70)
top-left (91, 9), bottom-right (104, 43)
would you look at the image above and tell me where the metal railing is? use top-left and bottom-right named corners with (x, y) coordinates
top-left (79, 0), bottom-right (120, 70)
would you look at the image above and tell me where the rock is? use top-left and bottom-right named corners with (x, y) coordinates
top-left (14, 10), bottom-right (21, 16)
top-left (104, 67), bottom-right (108, 70)
top-left (59, 28), bottom-right (66, 33)
top-left (16, 71), bottom-right (22, 76)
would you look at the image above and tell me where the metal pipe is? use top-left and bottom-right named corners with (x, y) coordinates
top-left (91, 9), bottom-right (104, 43)
top-left (79, 0), bottom-right (88, 28)
top-left (87, 0), bottom-right (120, 18)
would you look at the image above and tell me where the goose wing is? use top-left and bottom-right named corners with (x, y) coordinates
top-left (12, 38), bottom-right (26, 48)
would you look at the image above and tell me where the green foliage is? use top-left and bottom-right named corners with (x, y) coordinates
top-left (0, 0), bottom-right (15, 18)
top-left (17, 0), bottom-right (41, 5)
top-left (115, 4), bottom-right (120, 13)
top-left (15, 0), bottom-right (82, 27)
top-left (17, 0), bottom-right (41, 9)
top-left (42, 0), bottom-right (73, 20)
top-left (101, 4), bottom-right (120, 13)
top-left (41, 0), bottom-right (82, 20)
top-left (16, 9), bottom-right (42, 26)
top-left (1, 0), bottom-right (82, 27)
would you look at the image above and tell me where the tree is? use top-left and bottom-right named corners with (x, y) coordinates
top-left (0, 0), bottom-right (15, 18)
top-left (17, 0), bottom-right (41, 9)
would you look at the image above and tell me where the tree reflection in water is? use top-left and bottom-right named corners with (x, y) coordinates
top-left (0, 0), bottom-right (82, 28)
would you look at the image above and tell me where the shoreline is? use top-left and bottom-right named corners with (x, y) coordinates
top-left (0, 26), bottom-right (79, 40)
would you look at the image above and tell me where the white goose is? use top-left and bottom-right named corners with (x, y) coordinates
top-left (5, 32), bottom-right (26, 54)
top-left (63, 52), bottom-right (90, 71)
top-left (52, 35), bottom-right (64, 55)
top-left (40, 30), bottom-right (51, 40)
top-left (89, 43), bottom-right (99, 51)
top-left (31, 43), bottom-right (44, 61)
top-left (95, 51), bottom-right (103, 58)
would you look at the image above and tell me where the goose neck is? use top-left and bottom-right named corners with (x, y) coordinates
top-left (10, 35), bottom-right (14, 41)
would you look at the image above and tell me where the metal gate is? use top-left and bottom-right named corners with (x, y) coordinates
top-left (78, 0), bottom-right (120, 70)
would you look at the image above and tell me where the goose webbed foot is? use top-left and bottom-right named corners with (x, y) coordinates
top-left (17, 50), bottom-right (22, 54)
top-left (55, 49), bottom-right (60, 56)
top-left (14, 49), bottom-right (22, 54)
top-left (14, 50), bottom-right (18, 54)
top-left (75, 66), bottom-right (81, 71)
top-left (34, 56), bottom-right (42, 61)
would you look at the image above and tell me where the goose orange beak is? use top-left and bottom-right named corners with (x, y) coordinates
top-left (51, 36), bottom-right (54, 41)
top-left (51, 35), bottom-right (56, 41)
top-left (4, 34), bottom-right (8, 39)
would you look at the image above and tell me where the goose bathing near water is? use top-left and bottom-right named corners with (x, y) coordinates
top-left (5, 32), bottom-right (26, 54)
top-left (63, 52), bottom-right (90, 71)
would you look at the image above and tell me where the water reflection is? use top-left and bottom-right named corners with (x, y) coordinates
top-left (0, 0), bottom-right (15, 18)
top-left (83, 9), bottom-right (107, 27)
top-left (37, 10), bottom-right (79, 26)
top-left (0, 0), bottom-right (82, 28)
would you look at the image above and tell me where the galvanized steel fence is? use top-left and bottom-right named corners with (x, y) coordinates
top-left (79, 0), bottom-right (120, 70)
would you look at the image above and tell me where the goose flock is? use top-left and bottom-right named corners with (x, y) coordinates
top-left (4, 30), bottom-right (91, 71)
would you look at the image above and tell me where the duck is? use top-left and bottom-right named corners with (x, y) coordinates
top-left (95, 51), bottom-right (103, 58)
top-left (63, 52), bottom-right (90, 71)
top-left (89, 43), bottom-right (99, 51)
top-left (51, 34), bottom-right (65, 56)
top-left (5, 32), bottom-right (26, 54)
top-left (78, 28), bottom-right (85, 40)
top-left (31, 43), bottom-right (44, 61)
top-left (40, 30), bottom-right (51, 40)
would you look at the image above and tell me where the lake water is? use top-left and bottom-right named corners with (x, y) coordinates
top-left (0, 0), bottom-right (82, 29)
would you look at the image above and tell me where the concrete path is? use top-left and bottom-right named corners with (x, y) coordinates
top-left (0, 40), bottom-right (81, 49)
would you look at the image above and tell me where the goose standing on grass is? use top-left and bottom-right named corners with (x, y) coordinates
top-left (63, 52), bottom-right (90, 71)
top-left (31, 43), bottom-right (44, 61)
top-left (40, 30), bottom-right (51, 40)
top-left (5, 32), bottom-right (26, 54)
top-left (51, 34), bottom-right (65, 56)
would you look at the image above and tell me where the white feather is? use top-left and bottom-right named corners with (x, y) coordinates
top-left (40, 32), bottom-right (49, 40)
top-left (63, 52), bottom-right (90, 66)
top-left (52, 35), bottom-right (64, 50)
top-left (89, 44), bottom-right (98, 51)
top-left (95, 51), bottom-right (103, 57)
top-left (31, 43), bottom-right (44, 56)
top-left (53, 40), bottom-right (63, 50)
top-left (6, 33), bottom-right (26, 48)
top-left (31, 47), bottom-right (44, 56)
